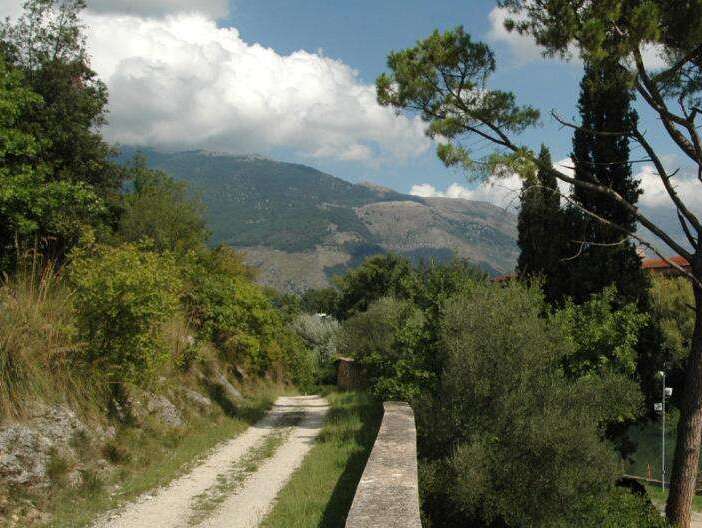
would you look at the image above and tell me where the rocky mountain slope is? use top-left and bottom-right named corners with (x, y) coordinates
top-left (121, 149), bottom-right (518, 292)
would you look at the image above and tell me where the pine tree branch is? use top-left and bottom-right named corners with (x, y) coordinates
top-left (521, 115), bottom-right (696, 260)
top-left (633, 47), bottom-right (701, 164)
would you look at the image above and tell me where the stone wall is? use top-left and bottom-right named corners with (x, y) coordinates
top-left (345, 401), bottom-right (422, 528)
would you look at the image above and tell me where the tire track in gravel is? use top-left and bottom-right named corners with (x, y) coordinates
top-left (92, 395), bottom-right (329, 528)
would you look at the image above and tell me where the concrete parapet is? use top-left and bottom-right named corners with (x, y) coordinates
top-left (345, 401), bottom-right (422, 528)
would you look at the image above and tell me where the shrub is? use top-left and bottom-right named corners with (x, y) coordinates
top-left (68, 243), bottom-right (182, 384)
top-left (419, 282), bottom-right (644, 527)
top-left (553, 286), bottom-right (649, 378)
top-left (183, 246), bottom-right (317, 383)
top-left (338, 297), bottom-right (432, 401)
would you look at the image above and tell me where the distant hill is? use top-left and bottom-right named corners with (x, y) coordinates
top-left (118, 148), bottom-right (518, 292)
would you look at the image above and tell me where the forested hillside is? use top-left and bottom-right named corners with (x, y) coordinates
top-left (119, 148), bottom-right (518, 291)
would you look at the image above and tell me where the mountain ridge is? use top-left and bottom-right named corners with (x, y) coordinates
top-left (118, 147), bottom-right (518, 292)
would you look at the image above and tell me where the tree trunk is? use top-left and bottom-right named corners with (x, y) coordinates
top-left (667, 267), bottom-right (702, 528)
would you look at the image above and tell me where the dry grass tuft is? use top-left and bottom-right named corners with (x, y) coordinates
top-left (0, 266), bottom-right (87, 418)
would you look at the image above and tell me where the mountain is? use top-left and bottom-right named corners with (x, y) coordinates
top-left (119, 148), bottom-right (518, 292)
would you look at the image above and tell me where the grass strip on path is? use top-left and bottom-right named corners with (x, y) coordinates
top-left (259, 391), bottom-right (382, 528)
top-left (187, 411), bottom-right (304, 525)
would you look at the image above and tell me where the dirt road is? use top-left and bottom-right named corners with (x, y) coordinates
top-left (93, 395), bottom-right (329, 528)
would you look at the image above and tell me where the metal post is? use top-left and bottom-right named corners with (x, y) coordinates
top-left (662, 371), bottom-right (666, 490)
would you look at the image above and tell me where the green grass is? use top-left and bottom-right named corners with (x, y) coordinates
top-left (645, 485), bottom-right (702, 513)
top-left (188, 414), bottom-right (302, 525)
top-left (259, 391), bottom-right (382, 528)
top-left (40, 383), bottom-right (286, 528)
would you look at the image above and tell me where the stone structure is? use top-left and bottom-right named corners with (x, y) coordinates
top-left (345, 402), bottom-right (422, 528)
top-left (336, 357), bottom-right (365, 390)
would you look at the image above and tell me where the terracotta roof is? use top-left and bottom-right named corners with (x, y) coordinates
top-left (493, 274), bottom-right (516, 283)
top-left (642, 256), bottom-right (690, 270)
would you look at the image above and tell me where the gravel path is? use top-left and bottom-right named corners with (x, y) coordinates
top-left (92, 395), bottom-right (329, 528)
top-left (200, 395), bottom-right (329, 528)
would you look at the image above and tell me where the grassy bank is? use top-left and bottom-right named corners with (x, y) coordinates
top-left (38, 382), bottom-right (287, 528)
top-left (259, 391), bottom-right (382, 528)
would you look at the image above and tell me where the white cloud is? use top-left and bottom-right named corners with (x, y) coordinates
top-left (82, 12), bottom-right (430, 163)
top-left (1, 0), bottom-right (229, 19)
top-left (636, 165), bottom-right (702, 212)
top-left (487, 7), bottom-right (544, 65)
top-left (411, 178), bottom-right (523, 210)
top-left (412, 158), bottom-right (573, 210)
top-left (0, 0), bottom-right (23, 19)
top-left (86, 0), bottom-right (229, 19)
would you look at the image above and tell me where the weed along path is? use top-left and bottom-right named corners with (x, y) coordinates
top-left (93, 395), bottom-right (329, 528)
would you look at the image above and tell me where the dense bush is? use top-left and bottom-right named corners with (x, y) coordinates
top-left (554, 286), bottom-right (650, 378)
top-left (119, 156), bottom-right (209, 254)
top-left (418, 282), bottom-right (646, 527)
top-left (68, 243), bottom-right (182, 384)
top-left (338, 297), bottom-right (432, 401)
top-left (183, 246), bottom-right (317, 384)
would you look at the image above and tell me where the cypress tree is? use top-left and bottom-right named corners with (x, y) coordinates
top-left (563, 57), bottom-right (648, 305)
top-left (517, 145), bottom-right (563, 302)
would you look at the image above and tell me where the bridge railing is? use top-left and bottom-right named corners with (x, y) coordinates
top-left (345, 401), bottom-right (422, 528)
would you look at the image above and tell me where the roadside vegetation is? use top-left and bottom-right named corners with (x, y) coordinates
top-left (260, 392), bottom-right (382, 528)
top-left (0, 3), bottom-right (322, 526)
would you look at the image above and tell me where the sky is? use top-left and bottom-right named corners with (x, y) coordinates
top-left (0, 0), bottom-right (699, 245)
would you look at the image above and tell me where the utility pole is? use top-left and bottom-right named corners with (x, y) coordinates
top-left (655, 371), bottom-right (673, 489)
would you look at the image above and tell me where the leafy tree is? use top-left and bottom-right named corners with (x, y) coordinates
top-left (300, 287), bottom-right (339, 315)
top-left (562, 58), bottom-right (648, 305)
top-left (338, 297), bottom-right (432, 402)
top-left (0, 0), bottom-right (123, 199)
top-left (0, 52), bottom-right (106, 270)
top-left (182, 246), bottom-right (315, 383)
top-left (119, 155), bottom-right (209, 254)
top-left (377, 6), bottom-right (702, 519)
top-left (554, 286), bottom-right (649, 379)
top-left (517, 145), bottom-right (564, 301)
top-left (333, 253), bottom-right (417, 319)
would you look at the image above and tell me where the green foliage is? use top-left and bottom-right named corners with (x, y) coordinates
top-left (339, 297), bottom-right (432, 402)
top-left (301, 287), bottom-right (339, 315)
top-left (377, 26), bottom-right (539, 174)
top-left (517, 145), bottom-right (565, 301)
top-left (183, 246), bottom-right (316, 384)
top-left (0, 0), bottom-right (123, 198)
top-left (0, 53), bottom-right (106, 270)
top-left (499, 0), bottom-right (701, 106)
top-left (419, 282), bottom-right (643, 527)
top-left (650, 275), bottom-right (695, 368)
top-left (333, 253), bottom-right (417, 319)
top-left (569, 488), bottom-right (669, 528)
top-left (556, 56), bottom-right (649, 306)
top-left (119, 155), bottom-right (209, 253)
top-left (68, 243), bottom-right (182, 384)
top-left (554, 286), bottom-right (650, 378)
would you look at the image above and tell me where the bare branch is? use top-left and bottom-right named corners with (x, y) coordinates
top-left (651, 44), bottom-right (702, 84)
top-left (631, 126), bottom-right (702, 233)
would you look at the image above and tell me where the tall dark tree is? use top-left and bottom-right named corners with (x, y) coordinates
top-left (563, 58), bottom-right (648, 306)
top-left (517, 145), bottom-right (563, 302)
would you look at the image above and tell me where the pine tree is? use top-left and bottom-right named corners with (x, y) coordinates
top-left (564, 57), bottom-right (648, 305)
top-left (517, 145), bottom-right (563, 302)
